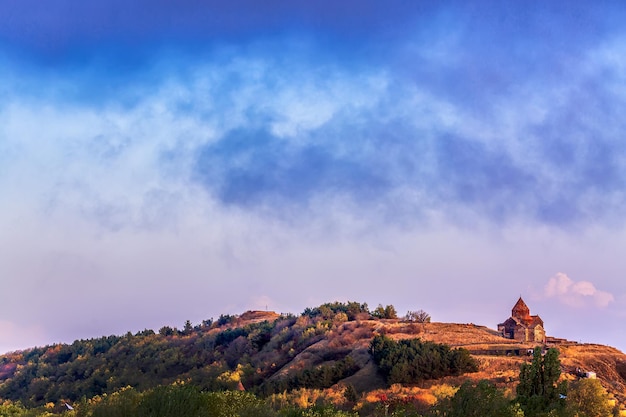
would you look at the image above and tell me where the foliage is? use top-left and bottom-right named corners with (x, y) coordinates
top-left (343, 384), bottom-right (358, 403)
top-left (4, 302), bottom-right (622, 417)
top-left (217, 314), bottom-right (237, 326)
top-left (0, 384), bottom-right (361, 417)
top-left (277, 405), bottom-right (358, 417)
top-left (158, 326), bottom-right (175, 336)
top-left (70, 384), bottom-right (274, 417)
top-left (0, 302), bottom-right (379, 407)
top-left (0, 401), bottom-right (39, 417)
top-left (262, 357), bottom-right (360, 395)
top-left (516, 347), bottom-right (566, 417)
top-left (302, 302), bottom-right (370, 321)
top-left (565, 378), bottom-right (614, 417)
top-left (435, 380), bottom-right (523, 417)
top-left (372, 305), bottom-right (398, 320)
top-left (0, 319), bottom-right (282, 406)
top-left (369, 335), bottom-right (478, 385)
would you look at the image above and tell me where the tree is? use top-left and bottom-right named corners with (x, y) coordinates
top-left (517, 347), bottom-right (566, 416)
top-left (384, 305), bottom-right (398, 319)
top-left (182, 320), bottom-right (193, 335)
top-left (369, 335), bottom-right (478, 385)
top-left (343, 384), bottom-right (358, 403)
top-left (159, 326), bottom-right (175, 336)
top-left (405, 310), bottom-right (431, 323)
top-left (566, 378), bottom-right (614, 417)
top-left (437, 380), bottom-right (523, 417)
top-left (373, 304), bottom-right (398, 319)
top-left (373, 304), bottom-right (386, 318)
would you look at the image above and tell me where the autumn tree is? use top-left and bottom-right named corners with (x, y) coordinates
top-left (565, 378), bottom-right (614, 417)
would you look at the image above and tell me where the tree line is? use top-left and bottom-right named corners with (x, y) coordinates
top-left (0, 302), bottom-right (429, 408)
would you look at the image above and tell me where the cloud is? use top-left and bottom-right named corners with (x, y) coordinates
top-left (3, 7), bottom-right (626, 238)
top-left (4, 30), bottom-right (626, 235)
top-left (544, 272), bottom-right (614, 308)
top-left (2, 2), bottom-right (626, 356)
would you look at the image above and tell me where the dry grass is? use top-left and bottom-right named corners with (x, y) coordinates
top-left (260, 318), bottom-right (626, 408)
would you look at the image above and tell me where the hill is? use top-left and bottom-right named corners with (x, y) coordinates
top-left (1, 302), bottom-right (625, 413)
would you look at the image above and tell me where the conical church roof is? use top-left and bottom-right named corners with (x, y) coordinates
top-left (512, 297), bottom-right (530, 319)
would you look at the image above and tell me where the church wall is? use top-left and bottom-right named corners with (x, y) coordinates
top-left (499, 298), bottom-right (545, 344)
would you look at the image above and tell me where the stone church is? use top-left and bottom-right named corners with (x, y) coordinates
top-left (498, 297), bottom-right (545, 343)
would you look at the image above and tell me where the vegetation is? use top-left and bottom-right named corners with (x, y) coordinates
top-left (0, 302), bottom-right (388, 408)
top-left (435, 379), bottom-right (523, 417)
top-left (369, 335), bottom-right (478, 384)
top-left (565, 378), bottom-right (614, 417)
top-left (516, 347), bottom-right (566, 416)
top-left (372, 305), bottom-right (398, 320)
top-left (404, 311), bottom-right (430, 324)
top-left (0, 374), bottom-right (618, 417)
top-left (302, 302), bottom-right (371, 321)
top-left (0, 302), bottom-right (623, 416)
top-left (262, 357), bottom-right (361, 395)
top-left (0, 383), bottom-right (358, 417)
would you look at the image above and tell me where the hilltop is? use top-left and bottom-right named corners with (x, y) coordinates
top-left (1, 302), bottom-right (625, 413)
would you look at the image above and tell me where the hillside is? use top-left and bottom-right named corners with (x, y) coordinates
top-left (1, 302), bottom-right (625, 413)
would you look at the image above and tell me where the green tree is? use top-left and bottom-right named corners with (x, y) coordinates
top-left (565, 378), bottom-right (614, 417)
top-left (384, 305), bottom-right (398, 319)
top-left (373, 304), bottom-right (398, 319)
top-left (372, 304), bottom-right (386, 318)
top-left (183, 320), bottom-right (193, 335)
top-left (158, 326), bottom-right (174, 336)
top-left (516, 347), bottom-right (566, 416)
top-left (437, 380), bottom-right (523, 417)
top-left (369, 335), bottom-right (478, 385)
top-left (343, 384), bottom-right (358, 403)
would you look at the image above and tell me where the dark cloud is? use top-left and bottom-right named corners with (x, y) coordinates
top-left (195, 128), bottom-right (390, 208)
top-left (4, 0), bottom-right (626, 231)
top-left (193, 94), bottom-right (626, 229)
top-left (0, 0), bottom-right (426, 64)
top-left (433, 136), bottom-right (537, 222)
top-left (3, 1), bottom-right (626, 357)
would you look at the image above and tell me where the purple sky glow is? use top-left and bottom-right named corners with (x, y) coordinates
top-left (1, 1), bottom-right (626, 354)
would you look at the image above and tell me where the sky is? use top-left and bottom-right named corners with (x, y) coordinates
top-left (1, 1), bottom-right (626, 355)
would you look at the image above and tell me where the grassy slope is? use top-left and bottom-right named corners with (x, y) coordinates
top-left (1, 311), bottom-right (625, 409)
top-left (268, 318), bottom-right (626, 405)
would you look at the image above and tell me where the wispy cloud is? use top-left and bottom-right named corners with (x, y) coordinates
top-left (544, 272), bottom-right (614, 308)
top-left (4, 31), bottom-right (626, 233)
top-left (2, 3), bottom-right (626, 353)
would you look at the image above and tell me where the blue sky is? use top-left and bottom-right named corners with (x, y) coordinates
top-left (1, 1), bottom-right (626, 354)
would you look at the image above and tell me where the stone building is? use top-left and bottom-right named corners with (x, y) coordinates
top-left (498, 297), bottom-right (545, 343)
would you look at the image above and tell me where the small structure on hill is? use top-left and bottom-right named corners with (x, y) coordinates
top-left (498, 297), bottom-right (545, 343)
